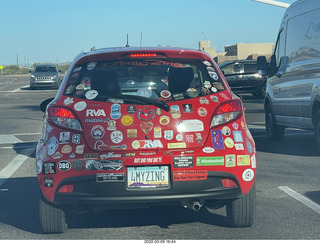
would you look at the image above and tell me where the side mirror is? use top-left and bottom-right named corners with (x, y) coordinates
top-left (257, 56), bottom-right (268, 76)
top-left (40, 98), bottom-right (54, 113)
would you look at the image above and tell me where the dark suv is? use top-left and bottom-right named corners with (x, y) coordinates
top-left (219, 60), bottom-right (267, 98)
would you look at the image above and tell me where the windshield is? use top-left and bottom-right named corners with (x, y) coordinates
top-left (64, 58), bottom-right (225, 103)
top-left (34, 66), bottom-right (57, 73)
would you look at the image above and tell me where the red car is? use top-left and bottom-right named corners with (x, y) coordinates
top-left (37, 47), bottom-right (256, 233)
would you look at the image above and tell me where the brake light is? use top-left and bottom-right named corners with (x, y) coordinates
top-left (130, 53), bottom-right (157, 58)
top-left (58, 185), bottom-right (74, 193)
top-left (210, 99), bottom-right (243, 128)
top-left (221, 179), bottom-right (237, 188)
top-left (47, 106), bottom-right (82, 131)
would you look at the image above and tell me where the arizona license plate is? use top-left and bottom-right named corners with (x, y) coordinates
top-left (127, 166), bottom-right (170, 189)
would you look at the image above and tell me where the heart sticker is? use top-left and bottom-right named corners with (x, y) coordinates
top-left (140, 122), bottom-right (153, 134)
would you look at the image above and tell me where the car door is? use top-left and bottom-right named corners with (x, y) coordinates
top-left (221, 63), bottom-right (244, 91)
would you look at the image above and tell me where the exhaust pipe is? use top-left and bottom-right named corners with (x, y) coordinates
top-left (192, 201), bottom-right (202, 211)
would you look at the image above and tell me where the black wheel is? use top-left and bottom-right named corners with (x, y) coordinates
top-left (314, 111), bottom-right (320, 152)
top-left (39, 196), bottom-right (67, 234)
top-left (226, 183), bottom-right (256, 227)
top-left (265, 104), bottom-right (285, 140)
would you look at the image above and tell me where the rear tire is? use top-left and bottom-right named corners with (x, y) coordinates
top-left (39, 196), bottom-right (67, 234)
top-left (265, 104), bottom-right (285, 140)
top-left (226, 183), bottom-right (256, 227)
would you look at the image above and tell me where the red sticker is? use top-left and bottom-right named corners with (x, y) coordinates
top-left (173, 170), bottom-right (207, 181)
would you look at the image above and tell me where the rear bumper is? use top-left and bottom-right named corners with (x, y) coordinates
top-left (53, 172), bottom-right (242, 207)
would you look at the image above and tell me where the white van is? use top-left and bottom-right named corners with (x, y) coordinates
top-left (257, 0), bottom-right (320, 151)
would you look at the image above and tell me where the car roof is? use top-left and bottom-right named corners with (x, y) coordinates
top-left (73, 46), bottom-right (213, 64)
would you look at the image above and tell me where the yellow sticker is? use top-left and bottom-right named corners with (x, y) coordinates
top-left (237, 155), bottom-right (250, 166)
top-left (168, 142), bottom-right (186, 149)
top-left (121, 115), bottom-right (133, 126)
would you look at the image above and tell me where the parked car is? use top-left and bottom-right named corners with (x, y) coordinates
top-left (257, 0), bottom-right (320, 150)
top-left (30, 64), bottom-right (61, 89)
top-left (37, 46), bottom-right (256, 233)
top-left (219, 60), bottom-right (267, 98)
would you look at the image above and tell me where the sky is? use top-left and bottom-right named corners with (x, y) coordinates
top-left (0, 0), bottom-right (296, 66)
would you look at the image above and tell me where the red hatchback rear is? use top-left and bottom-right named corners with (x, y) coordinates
top-left (36, 47), bottom-right (256, 233)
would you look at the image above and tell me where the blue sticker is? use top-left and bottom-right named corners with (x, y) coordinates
top-left (233, 131), bottom-right (243, 142)
top-left (211, 130), bottom-right (225, 150)
top-left (247, 140), bottom-right (253, 153)
top-left (110, 104), bottom-right (121, 119)
top-left (137, 88), bottom-right (152, 98)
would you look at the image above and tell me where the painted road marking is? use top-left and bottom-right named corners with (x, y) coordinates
top-left (0, 135), bottom-right (23, 144)
top-left (279, 186), bottom-right (320, 215)
top-left (0, 147), bottom-right (35, 187)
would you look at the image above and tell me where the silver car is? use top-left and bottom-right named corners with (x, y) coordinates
top-left (30, 64), bottom-right (61, 89)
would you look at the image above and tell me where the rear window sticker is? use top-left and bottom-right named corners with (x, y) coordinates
top-left (198, 107), bottom-right (207, 117)
top-left (211, 130), bottom-right (225, 150)
top-left (76, 145), bottom-right (85, 154)
top-left (127, 129), bottom-right (137, 138)
top-left (171, 105), bottom-right (181, 118)
top-left (76, 83), bottom-right (85, 90)
top-left (59, 132), bottom-right (70, 144)
top-left (65, 85), bottom-right (76, 94)
top-left (204, 81), bottom-right (212, 89)
top-left (159, 115), bottom-right (170, 125)
top-left (186, 88), bottom-right (199, 98)
top-left (85, 90), bottom-right (98, 100)
top-left (94, 140), bottom-right (108, 151)
top-left (177, 120), bottom-right (204, 132)
top-left (87, 62), bottom-right (97, 70)
top-left (91, 125), bottom-right (105, 139)
top-left (202, 61), bottom-right (212, 66)
top-left (209, 71), bottom-right (219, 81)
top-left (74, 101), bottom-right (87, 111)
top-left (106, 98), bottom-right (124, 104)
top-left (64, 97), bottom-right (73, 106)
top-left (173, 93), bottom-right (184, 101)
top-left (233, 131), bottom-right (243, 142)
top-left (127, 105), bottom-right (137, 114)
top-left (110, 104), bottom-right (121, 120)
top-left (211, 87), bottom-right (218, 93)
top-left (47, 136), bottom-right (59, 156)
top-left (110, 130), bottom-right (124, 144)
top-left (121, 115), bottom-right (133, 126)
top-left (137, 88), bottom-right (152, 98)
top-left (154, 127), bottom-right (162, 138)
top-left (164, 130), bottom-right (173, 140)
top-left (61, 145), bottom-right (72, 154)
top-left (140, 122), bottom-right (153, 134)
top-left (138, 108), bottom-right (155, 121)
top-left (225, 155), bottom-right (236, 167)
top-left (126, 79), bottom-right (135, 87)
top-left (224, 138), bottom-right (234, 148)
top-left (182, 104), bottom-right (193, 113)
top-left (73, 66), bottom-right (82, 73)
top-left (213, 82), bottom-right (224, 91)
top-left (201, 87), bottom-right (210, 95)
top-left (160, 90), bottom-right (171, 99)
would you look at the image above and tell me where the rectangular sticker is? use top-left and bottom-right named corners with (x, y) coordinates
top-left (211, 130), bottom-right (225, 150)
top-left (173, 170), bottom-right (207, 181)
top-left (196, 157), bottom-right (224, 166)
top-left (173, 156), bottom-right (194, 168)
top-left (237, 155), bottom-right (250, 166)
top-left (225, 155), bottom-right (236, 167)
top-left (96, 173), bottom-right (124, 182)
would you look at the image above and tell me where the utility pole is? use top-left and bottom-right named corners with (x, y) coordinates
top-left (16, 53), bottom-right (19, 67)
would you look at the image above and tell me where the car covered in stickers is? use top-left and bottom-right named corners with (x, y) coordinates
top-left (36, 47), bottom-right (256, 233)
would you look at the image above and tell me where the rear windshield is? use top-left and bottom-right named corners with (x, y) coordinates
top-left (34, 66), bottom-right (57, 73)
top-left (64, 58), bottom-right (225, 103)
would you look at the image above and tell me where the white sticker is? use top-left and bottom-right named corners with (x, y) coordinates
top-left (64, 97), bottom-right (73, 105)
top-left (87, 62), bottom-right (97, 70)
top-left (85, 90), bottom-right (98, 100)
top-left (251, 155), bottom-right (256, 168)
top-left (110, 130), bottom-right (123, 144)
top-left (176, 134), bottom-right (183, 142)
top-left (47, 136), bottom-right (59, 156)
top-left (74, 101), bottom-right (87, 111)
top-left (242, 169), bottom-right (254, 182)
top-left (177, 120), bottom-right (204, 132)
top-left (36, 160), bottom-right (42, 174)
top-left (202, 147), bottom-right (215, 153)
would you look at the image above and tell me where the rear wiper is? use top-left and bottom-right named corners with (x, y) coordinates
top-left (106, 94), bottom-right (170, 112)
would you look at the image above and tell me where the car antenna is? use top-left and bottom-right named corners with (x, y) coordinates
top-left (125, 34), bottom-right (129, 47)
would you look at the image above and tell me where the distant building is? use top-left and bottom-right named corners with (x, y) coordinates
top-left (199, 40), bottom-right (274, 64)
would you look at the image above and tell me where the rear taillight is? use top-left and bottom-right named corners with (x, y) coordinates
top-left (47, 106), bottom-right (82, 131)
top-left (210, 99), bottom-right (243, 128)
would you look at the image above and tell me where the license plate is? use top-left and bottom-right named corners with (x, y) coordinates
top-left (127, 166), bottom-right (170, 189)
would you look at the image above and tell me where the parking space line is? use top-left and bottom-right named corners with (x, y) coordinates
top-left (0, 147), bottom-right (35, 187)
top-left (279, 186), bottom-right (320, 215)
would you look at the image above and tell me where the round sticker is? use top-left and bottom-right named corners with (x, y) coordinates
top-left (74, 101), bottom-right (87, 111)
top-left (159, 116), bottom-right (170, 125)
top-left (198, 107), bottom-right (207, 117)
top-left (110, 130), bottom-right (123, 144)
top-left (160, 90), bottom-right (171, 99)
top-left (224, 138), bottom-right (234, 148)
top-left (61, 145), bottom-right (72, 154)
top-left (222, 126), bottom-right (231, 136)
top-left (210, 95), bottom-right (219, 103)
top-left (91, 125), bottom-right (105, 139)
top-left (186, 88), bottom-right (199, 98)
top-left (209, 71), bottom-right (219, 81)
top-left (57, 160), bottom-right (71, 172)
top-left (127, 105), bottom-right (136, 114)
top-left (242, 169), bottom-right (254, 182)
top-left (202, 147), bottom-right (215, 153)
top-left (176, 134), bottom-right (183, 142)
top-left (73, 160), bottom-right (83, 171)
top-left (121, 115), bottom-right (133, 126)
top-left (85, 90), bottom-right (98, 100)
top-left (211, 87), bottom-right (218, 93)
